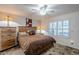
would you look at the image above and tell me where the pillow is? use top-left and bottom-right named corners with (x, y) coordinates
top-left (19, 32), bottom-right (26, 35)
top-left (27, 27), bottom-right (37, 35)
top-left (19, 32), bottom-right (29, 36)
top-left (29, 30), bottom-right (35, 35)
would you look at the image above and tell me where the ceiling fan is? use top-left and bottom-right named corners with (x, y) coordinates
top-left (30, 5), bottom-right (55, 15)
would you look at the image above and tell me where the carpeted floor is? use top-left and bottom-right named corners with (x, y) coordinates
top-left (0, 44), bottom-right (79, 55)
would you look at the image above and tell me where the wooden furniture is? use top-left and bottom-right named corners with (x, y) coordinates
top-left (18, 26), bottom-right (37, 35)
top-left (0, 27), bottom-right (17, 51)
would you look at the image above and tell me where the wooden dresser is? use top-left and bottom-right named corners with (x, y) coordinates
top-left (0, 27), bottom-right (17, 51)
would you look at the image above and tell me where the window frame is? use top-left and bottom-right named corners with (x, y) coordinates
top-left (49, 20), bottom-right (70, 38)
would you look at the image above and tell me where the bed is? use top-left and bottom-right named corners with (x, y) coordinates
top-left (18, 26), bottom-right (56, 55)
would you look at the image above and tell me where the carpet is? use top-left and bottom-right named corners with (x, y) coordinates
top-left (0, 44), bottom-right (79, 55)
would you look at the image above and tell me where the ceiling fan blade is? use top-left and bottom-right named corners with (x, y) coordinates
top-left (46, 11), bottom-right (55, 15)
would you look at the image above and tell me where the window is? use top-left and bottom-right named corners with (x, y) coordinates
top-left (63, 20), bottom-right (69, 37)
top-left (49, 20), bottom-right (69, 37)
top-left (52, 22), bottom-right (57, 35)
top-left (58, 21), bottom-right (62, 35)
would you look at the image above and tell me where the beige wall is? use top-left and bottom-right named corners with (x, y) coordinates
top-left (0, 12), bottom-right (40, 27)
top-left (41, 11), bottom-right (79, 49)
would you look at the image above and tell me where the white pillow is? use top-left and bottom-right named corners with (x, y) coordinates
top-left (19, 32), bottom-right (29, 36)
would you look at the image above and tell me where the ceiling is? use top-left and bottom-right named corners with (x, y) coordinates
top-left (0, 4), bottom-right (79, 20)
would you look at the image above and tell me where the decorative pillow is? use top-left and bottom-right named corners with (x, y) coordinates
top-left (27, 27), bottom-right (37, 35)
top-left (29, 30), bottom-right (36, 35)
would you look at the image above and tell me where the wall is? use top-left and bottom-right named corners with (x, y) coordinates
top-left (0, 16), bottom-right (39, 27)
top-left (42, 11), bottom-right (79, 49)
top-left (1, 11), bottom-right (79, 49)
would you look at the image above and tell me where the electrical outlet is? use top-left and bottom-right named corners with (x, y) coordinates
top-left (70, 40), bottom-right (74, 45)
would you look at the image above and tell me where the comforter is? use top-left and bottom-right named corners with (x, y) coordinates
top-left (18, 34), bottom-right (56, 55)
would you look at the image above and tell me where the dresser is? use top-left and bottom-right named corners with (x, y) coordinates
top-left (0, 27), bottom-right (17, 51)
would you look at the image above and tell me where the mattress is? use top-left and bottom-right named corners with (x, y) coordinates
top-left (18, 34), bottom-right (56, 55)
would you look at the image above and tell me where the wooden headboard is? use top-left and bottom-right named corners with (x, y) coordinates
top-left (18, 26), bottom-right (27, 32)
top-left (18, 26), bottom-right (37, 33)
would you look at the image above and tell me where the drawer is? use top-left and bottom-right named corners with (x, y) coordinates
top-left (1, 36), bottom-right (16, 41)
top-left (2, 39), bottom-right (16, 45)
top-left (1, 28), bottom-right (16, 33)
top-left (1, 34), bottom-right (16, 41)
top-left (1, 39), bottom-right (16, 49)
top-left (1, 33), bottom-right (16, 36)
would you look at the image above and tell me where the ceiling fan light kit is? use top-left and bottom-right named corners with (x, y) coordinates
top-left (30, 4), bottom-right (55, 15)
top-left (39, 5), bottom-right (47, 15)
